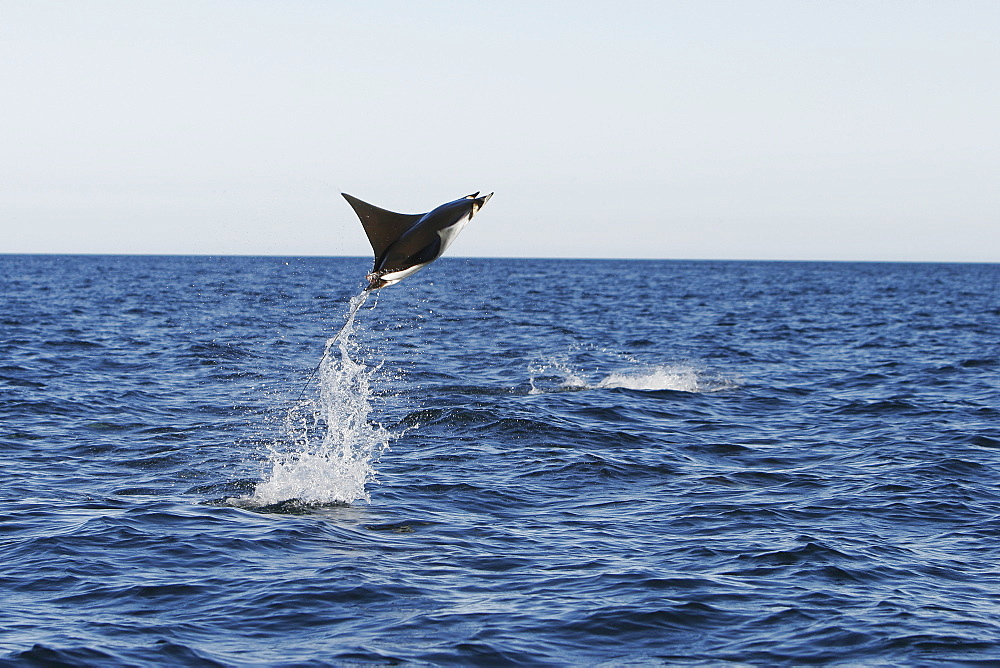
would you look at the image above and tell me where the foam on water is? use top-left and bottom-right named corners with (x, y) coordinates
top-left (598, 364), bottom-right (738, 392)
top-left (530, 357), bottom-right (737, 394)
top-left (237, 292), bottom-right (390, 507)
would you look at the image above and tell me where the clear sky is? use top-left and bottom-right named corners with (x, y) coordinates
top-left (2, 1), bottom-right (998, 261)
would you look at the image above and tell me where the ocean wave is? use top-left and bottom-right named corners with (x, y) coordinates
top-left (3, 257), bottom-right (999, 665)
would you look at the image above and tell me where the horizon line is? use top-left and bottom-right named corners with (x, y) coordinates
top-left (0, 252), bottom-right (997, 266)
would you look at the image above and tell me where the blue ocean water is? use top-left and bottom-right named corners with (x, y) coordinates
top-left (1, 255), bottom-right (998, 666)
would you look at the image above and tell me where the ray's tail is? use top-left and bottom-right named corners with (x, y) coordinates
top-left (294, 289), bottom-right (371, 404)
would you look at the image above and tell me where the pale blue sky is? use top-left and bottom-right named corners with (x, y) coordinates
top-left (2, 1), bottom-right (998, 261)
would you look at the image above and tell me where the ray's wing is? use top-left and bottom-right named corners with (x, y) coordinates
top-left (342, 193), bottom-right (426, 260)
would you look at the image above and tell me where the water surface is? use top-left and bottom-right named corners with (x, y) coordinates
top-left (1, 256), bottom-right (998, 665)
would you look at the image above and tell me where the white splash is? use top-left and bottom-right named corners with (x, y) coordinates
top-left (597, 364), bottom-right (736, 393)
top-left (530, 357), bottom-right (738, 394)
top-left (238, 292), bottom-right (390, 507)
top-left (528, 357), bottom-right (588, 394)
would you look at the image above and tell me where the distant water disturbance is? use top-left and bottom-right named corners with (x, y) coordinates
top-left (530, 357), bottom-right (738, 394)
top-left (1, 255), bottom-right (998, 665)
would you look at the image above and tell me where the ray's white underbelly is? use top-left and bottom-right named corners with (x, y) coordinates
top-left (437, 215), bottom-right (471, 255)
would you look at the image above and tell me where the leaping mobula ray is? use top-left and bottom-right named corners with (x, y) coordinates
top-left (343, 191), bottom-right (492, 290)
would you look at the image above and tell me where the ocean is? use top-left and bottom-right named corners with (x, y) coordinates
top-left (1, 255), bottom-right (998, 666)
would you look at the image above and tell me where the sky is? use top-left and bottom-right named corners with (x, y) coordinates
top-left (1, 1), bottom-right (998, 261)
